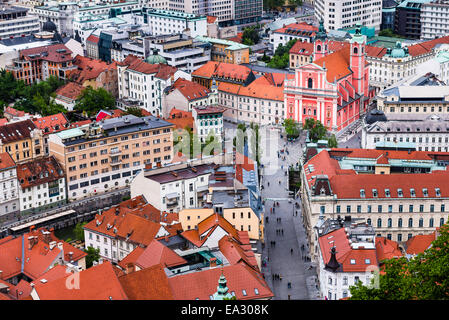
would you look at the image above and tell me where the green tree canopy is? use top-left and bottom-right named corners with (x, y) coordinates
top-left (85, 246), bottom-right (100, 268)
top-left (283, 118), bottom-right (300, 138)
top-left (267, 39), bottom-right (298, 69)
top-left (327, 134), bottom-right (338, 148)
top-left (350, 221), bottom-right (449, 300)
top-left (242, 26), bottom-right (260, 46)
top-left (303, 118), bottom-right (327, 142)
top-left (74, 86), bottom-right (115, 117)
top-left (125, 107), bottom-right (144, 117)
top-left (74, 222), bottom-right (87, 242)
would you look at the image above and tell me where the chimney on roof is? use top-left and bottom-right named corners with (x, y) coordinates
top-left (0, 270), bottom-right (3, 280)
top-left (68, 251), bottom-right (73, 262)
top-left (43, 231), bottom-right (51, 244)
top-left (28, 236), bottom-right (34, 250)
top-left (210, 257), bottom-right (217, 268)
top-left (125, 263), bottom-right (134, 274)
top-left (115, 207), bottom-right (120, 216)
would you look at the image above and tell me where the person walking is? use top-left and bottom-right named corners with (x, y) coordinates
top-left (290, 248), bottom-right (293, 255)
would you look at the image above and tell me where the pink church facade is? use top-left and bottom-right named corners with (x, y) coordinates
top-left (284, 27), bottom-right (376, 132)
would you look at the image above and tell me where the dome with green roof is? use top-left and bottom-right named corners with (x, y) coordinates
top-left (145, 54), bottom-right (167, 65)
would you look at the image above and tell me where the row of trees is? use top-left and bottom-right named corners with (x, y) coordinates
top-left (263, 0), bottom-right (302, 10)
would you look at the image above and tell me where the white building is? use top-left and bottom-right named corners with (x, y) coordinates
top-left (193, 106), bottom-right (225, 143)
top-left (136, 8), bottom-right (208, 38)
top-left (314, 0), bottom-right (382, 31)
top-left (421, 0), bottom-right (449, 41)
top-left (17, 156), bottom-right (66, 214)
top-left (168, 0), bottom-right (233, 25)
top-left (315, 216), bottom-right (401, 300)
top-left (269, 22), bottom-right (318, 52)
top-left (0, 152), bottom-right (19, 219)
top-left (130, 162), bottom-right (215, 212)
top-left (117, 55), bottom-right (177, 116)
top-left (0, 5), bottom-right (40, 39)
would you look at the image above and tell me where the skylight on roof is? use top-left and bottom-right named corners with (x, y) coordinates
top-left (350, 259), bottom-right (356, 265)
top-left (423, 188), bottom-right (428, 197)
top-left (242, 289), bottom-right (247, 296)
top-left (410, 188), bottom-right (416, 197)
top-left (398, 189), bottom-right (403, 197)
top-left (365, 259), bottom-right (371, 264)
top-left (385, 189), bottom-right (390, 197)
top-left (436, 188), bottom-right (441, 197)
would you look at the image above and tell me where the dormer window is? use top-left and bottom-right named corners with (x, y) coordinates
top-left (436, 188), bottom-right (441, 197)
top-left (350, 259), bottom-right (356, 265)
top-left (385, 189), bottom-right (390, 197)
top-left (423, 188), bottom-right (428, 197)
top-left (360, 189), bottom-right (365, 198)
top-left (410, 188), bottom-right (416, 197)
top-left (365, 259), bottom-right (371, 264)
top-left (397, 188), bottom-right (403, 197)
top-left (242, 289), bottom-right (247, 296)
top-left (320, 187), bottom-right (326, 195)
top-left (372, 189), bottom-right (378, 197)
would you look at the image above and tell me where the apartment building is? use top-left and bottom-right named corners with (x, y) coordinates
top-left (0, 5), bottom-right (40, 39)
top-left (192, 106), bottom-right (225, 143)
top-left (421, 0), bottom-right (449, 40)
top-left (269, 22), bottom-right (318, 52)
top-left (137, 8), bottom-right (208, 38)
top-left (143, 34), bottom-right (211, 73)
top-left (314, 0), bottom-right (382, 31)
top-left (168, 0), bottom-right (234, 26)
top-left (48, 115), bottom-right (174, 201)
top-left (85, 34), bottom-right (100, 59)
top-left (0, 152), bottom-right (19, 220)
top-left (163, 77), bottom-right (215, 117)
top-left (195, 36), bottom-right (250, 64)
top-left (32, 113), bottom-right (70, 156)
top-left (218, 73), bottom-right (285, 125)
top-left (362, 111), bottom-right (449, 152)
top-left (117, 54), bottom-right (177, 116)
top-left (301, 146), bottom-right (449, 262)
top-left (0, 120), bottom-right (44, 164)
top-left (316, 217), bottom-right (402, 300)
top-left (394, 0), bottom-right (432, 39)
top-left (17, 156), bottom-right (66, 214)
top-left (5, 44), bottom-right (76, 84)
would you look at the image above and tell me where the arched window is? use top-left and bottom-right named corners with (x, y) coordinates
top-left (367, 218), bottom-right (371, 225)
top-left (440, 217), bottom-right (445, 226)
top-left (308, 78), bottom-right (313, 88)
top-left (388, 218), bottom-right (392, 228)
top-left (429, 218), bottom-right (434, 228)
top-left (377, 218), bottom-right (382, 228)
top-left (317, 44), bottom-right (321, 52)
top-left (398, 218), bottom-right (402, 228)
top-left (353, 46), bottom-right (358, 54)
top-left (408, 218), bottom-right (413, 228)
top-left (419, 218), bottom-right (424, 227)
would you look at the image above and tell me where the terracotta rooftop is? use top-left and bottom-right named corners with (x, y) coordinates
top-left (4, 107), bottom-right (25, 118)
top-left (0, 118), bottom-right (7, 126)
top-left (69, 55), bottom-right (117, 83)
top-left (193, 105), bottom-right (225, 114)
top-left (131, 240), bottom-right (186, 269)
top-left (118, 264), bottom-right (174, 300)
top-left (375, 237), bottom-right (403, 263)
top-left (168, 262), bottom-right (273, 300)
top-left (405, 230), bottom-right (438, 255)
top-left (218, 235), bottom-right (259, 271)
top-left (289, 40), bottom-right (314, 55)
top-left (0, 119), bottom-right (36, 144)
top-left (32, 261), bottom-right (128, 300)
top-left (170, 77), bottom-right (211, 101)
top-left (17, 156), bottom-right (64, 189)
top-left (20, 44), bottom-right (73, 63)
top-left (32, 113), bottom-right (69, 135)
top-left (0, 152), bottom-right (16, 170)
top-left (54, 81), bottom-right (85, 101)
top-left (118, 54), bottom-right (176, 79)
top-left (313, 43), bottom-right (353, 82)
top-left (86, 34), bottom-right (99, 44)
top-left (274, 22), bottom-right (318, 36)
top-left (192, 61), bottom-right (252, 82)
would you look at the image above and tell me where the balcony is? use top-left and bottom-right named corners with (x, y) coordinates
top-left (109, 149), bottom-right (122, 156)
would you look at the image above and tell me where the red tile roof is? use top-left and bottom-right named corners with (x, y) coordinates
top-left (17, 156), bottom-right (64, 189)
top-left (4, 107), bottom-right (25, 117)
top-left (170, 77), bottom-right (211, 101)
top-left (86, 34), bottom-right (99, 44)
top-left (14, 279), bottom-right (32, 300)
top-left (218, 236), bottom-right (259, 271)
top-left (117, 246), bottom-right (145, 270)
top-left (193, 61), bottom-right (252, 82)
top-left (20, 44), bottom-right (73, 63)
top-left (69, 55), bottom-right (117, 83)
top-left (32, 113), bottom-right (69, 135)
top-left (407, 35), bottom-right (449, 57)
top-left (375, 237), bottom-right (403, 262)
top-left (0, 152), bottom-right (16, 170)
top-left (313, 44), bottom-right (352, 82)
top-left (67, 119), bottom-right (92, 129)
top-left (207, 15), bottom-right (217, 24)
top-left (32, 262), bottom-right (128, 300)
top-left (168, 262), bottom-right (273, 300)
top-left (0, 118), bottom-right (7, 126)
top-left (218, 74), bottom-right (285, 101)
top-left (289, 40), bottom-right (314, 55)
top-left (0, 119), bottom-right (36, 144)
top-left (405, 231), bottom-right (437, 255)
top-left (274, 22), bottom-right (318, 36)
top-left (134, 240), bottom-right (187, 269)
top-left (118, 54), bottom-right (176, 79)
top-left (54, 81), bottom-right (85, 101)
top-left (193, 105), bottom-right (225, 115)
top-left (365, 45), bottom-right (387, 58)
top-left (118, 264), bottom-right (174, 300)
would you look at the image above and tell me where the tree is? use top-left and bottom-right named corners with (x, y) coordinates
top-left (350, 221), bottom-right (449, 300)
top-left (125, 107), bottom-right (144, 117)
top-left (85, 246), bottom-right (100, 268)
top-left (74, 86), bottom-right (115, 117)
top-left (378, 29), bottom-right (403, 38)
top-left (242, 26), bottom-right (260, 46)
top-left (267, 39), bottom-right (298, 69)
top-left (303, 118), bottom-right (327, 142)
top-left (74, 222), bottom-right (87, 242)
top-left (327, 134), bottom-right (338, 148)
top-left (283, 118), bottom-right (300, 138)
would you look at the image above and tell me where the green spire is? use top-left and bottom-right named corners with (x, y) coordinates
top-left (212, 269), bottom-right (233, 300)
top-left (350, 24), bottom-right (366, 44)
top-left (315, 19), bottom-right (327, 41)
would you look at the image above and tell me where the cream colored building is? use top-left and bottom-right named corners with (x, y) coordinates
top-left (300, 147), bottom-right (449, 262)
top-left (49, 115), bottom-right (174, 201)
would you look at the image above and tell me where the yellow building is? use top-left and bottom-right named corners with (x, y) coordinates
top-left (196, 36), bottom-right (250, 65)
top-left (179, 207), bottom-right (263, 240)
top-left (0, 119), bottom-right (44, 164)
